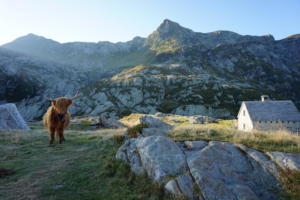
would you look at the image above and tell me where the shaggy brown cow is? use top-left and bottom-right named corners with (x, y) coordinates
top-left (43, 92), bottom-right (78, 145)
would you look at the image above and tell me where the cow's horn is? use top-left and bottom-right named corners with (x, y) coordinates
top-left (70, 91), bottom-right (79, 100)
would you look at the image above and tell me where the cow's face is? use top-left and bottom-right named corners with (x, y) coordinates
top-left (52, 97), bottom-right (72, 115)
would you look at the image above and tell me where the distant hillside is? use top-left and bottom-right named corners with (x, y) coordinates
top-left (1, 19), bottom-right (300, 119)
top-left (0, 48), bottom-right (88, 120)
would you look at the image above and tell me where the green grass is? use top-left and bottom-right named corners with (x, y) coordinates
top-left (0, 122), bottom-right (177, 200)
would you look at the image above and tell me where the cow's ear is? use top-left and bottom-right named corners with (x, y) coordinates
top-left (51, 100), bottom-right (56, 106)
top-left (68, 99), bottom-right (73, 105)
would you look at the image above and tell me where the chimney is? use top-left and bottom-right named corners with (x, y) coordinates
top-left (261, 95), bottom-right (269, 102)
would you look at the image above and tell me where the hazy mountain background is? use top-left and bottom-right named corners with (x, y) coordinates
top-left (1, 19), bottom-right (299, 120)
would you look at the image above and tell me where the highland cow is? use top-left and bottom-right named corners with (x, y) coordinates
top-left (43, 92), bottom-right (78, 145)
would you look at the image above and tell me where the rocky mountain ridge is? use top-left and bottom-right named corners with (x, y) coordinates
top-left (1, 19), bottom-right (300, 119)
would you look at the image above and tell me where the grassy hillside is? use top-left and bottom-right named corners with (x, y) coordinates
top-left (0, 122), bottom-right (178, 200)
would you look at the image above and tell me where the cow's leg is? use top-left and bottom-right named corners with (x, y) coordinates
top-left (57, 127), bottom-right (64, 144)
top-left (49, 127), bottom-right (55, 146)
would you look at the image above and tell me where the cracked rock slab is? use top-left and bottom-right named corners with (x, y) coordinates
top-left (117, 136), bottom-right (187, 182)
top-left (187, 141), bottom-right (281, 200)
top-left (267, 151), bottom-right (300, 171)
top-left (165, 174), bottom-right (200, 200)
top-left (236, 144), bottom-right (281, 180)
top-left (137, 136), bottom-right (187, 182)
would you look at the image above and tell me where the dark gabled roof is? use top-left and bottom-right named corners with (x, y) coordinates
top-left (243, 100), bottom-right (300, 121)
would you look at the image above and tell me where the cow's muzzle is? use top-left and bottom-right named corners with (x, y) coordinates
top-left (58, 114), bottom-right (66, 122)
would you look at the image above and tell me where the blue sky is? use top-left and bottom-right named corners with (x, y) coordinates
top-left (0, 0), bottom-right (299, 45)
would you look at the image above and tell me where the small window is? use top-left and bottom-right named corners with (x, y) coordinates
top-left (243, 110), bottom-right (245, 116)
top-left (243, 123), bottom-right (246, 130)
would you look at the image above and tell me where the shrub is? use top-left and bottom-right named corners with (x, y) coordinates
top-left (113, 134), bottom-right (125, 144)
top-left (127, 123), bottom-right (149, 138)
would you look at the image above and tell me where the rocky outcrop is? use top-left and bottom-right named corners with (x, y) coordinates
top-left (139, 115), bottom-right (172, 130)
top-left (267, 152), bottom-right (300, 171)
top-left (96, 114), bottom-right (125, 129)
top-left (0, 103), bottom-right (30, 131)
top-left (116, 134), bottom-right (300, 199)
top-left (187, 141), bottom-right (280, 200)
top-left (116, 136), bottom-right (187, 182)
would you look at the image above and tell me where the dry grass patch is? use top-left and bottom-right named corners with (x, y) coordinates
top-left (170, 124), bottom-right (300, 154)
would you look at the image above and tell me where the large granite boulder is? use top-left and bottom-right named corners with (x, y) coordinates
top-left (187, 142), bottom-right (281, 200)
top-left (116, 136), bottom-right (187, 182)
top-left (0, 103), bottom-right (30, 131)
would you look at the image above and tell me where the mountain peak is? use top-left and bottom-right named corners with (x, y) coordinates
top-left (148, 19), bottom-right (194, 44)
top-left (156, 19), bottom-right (192, 35)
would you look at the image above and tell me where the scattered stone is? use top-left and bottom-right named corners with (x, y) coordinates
top-left (139, 115), bottom-right (172, 130)
top-left (188, 115), bottom-right (218, 124)
top-left (96, 114), bottom-right (125, 129)
top-left (267, 151), bottom-right (300, 171)
top-left (0, 103), bottom-right (30, 131)
top-left (154, 112), bottom-right (166, 117)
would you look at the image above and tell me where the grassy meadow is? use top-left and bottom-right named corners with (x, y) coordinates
top-left (0, 122), bottom-right (179, 200)
top-left (1, 115), bottom-right (300, 199)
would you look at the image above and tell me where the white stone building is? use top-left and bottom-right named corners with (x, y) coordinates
top-left (237, 95), bottom-right (300, 134)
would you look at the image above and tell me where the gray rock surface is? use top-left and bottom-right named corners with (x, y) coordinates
top-left (165, 174), bottom-right (200, 199)
top-left (0, 103), bottom-right (30, 131)
top-left (184, 141), bottom-right (208, 151)
top-left (187, 141), bottom-right (280, 200)
top-left (116, 136), bottom-right (187, 182)
top-left (188, 115), bottom-right (218, 124)
top-left (116, 139), bottom-right (145, 175)
top-left (137, 136), bottom-right (187, 182)
top-left (116, 136), bottom-right (300, 199)
top-left (97, 114), bottom-right (125, 128)
top-left (267, 151), bottom-right (300, 171)
top-left (236, 144), bottom-right (280, 179)
top-left (141, 128), bottom-right (168, 137)
top-left (139, 115), bottom-right (172, 130)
